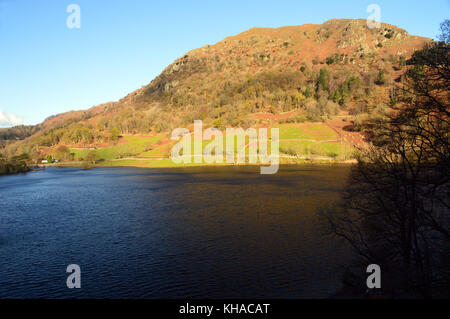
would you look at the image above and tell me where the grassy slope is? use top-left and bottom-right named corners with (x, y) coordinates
top-left (278, 123), bottom-right (354, 159)
top-left (69, 121), bottom-right (355, 168)
top-left (71, 135), bottom-right (163, 161)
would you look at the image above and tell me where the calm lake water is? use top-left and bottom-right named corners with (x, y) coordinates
top-left (0, 165), bottom-right (352, 298)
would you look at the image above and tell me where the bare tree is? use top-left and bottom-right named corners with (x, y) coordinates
top-left (322, 30), bottom-right (449, 298)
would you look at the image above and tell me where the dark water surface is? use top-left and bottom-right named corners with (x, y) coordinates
top-left (0, 165), bottom-right (352, 298)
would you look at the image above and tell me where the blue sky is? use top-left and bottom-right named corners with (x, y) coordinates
top-left (0, 0), bottom-right (448, 126)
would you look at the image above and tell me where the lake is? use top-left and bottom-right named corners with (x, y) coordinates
top-left (0, 165), bottom-right (352, 298)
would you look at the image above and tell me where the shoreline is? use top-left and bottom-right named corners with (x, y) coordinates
top-left (38, 158), bottom-right (357, 170)
top-left (2, 159), bottom-right (357, 176)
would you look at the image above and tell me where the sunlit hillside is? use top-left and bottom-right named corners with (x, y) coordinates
top-left (1, 19), bottom-right (430, 166)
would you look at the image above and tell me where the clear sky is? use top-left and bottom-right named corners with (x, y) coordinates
top-left (0, 0), bottom-right (448, 126)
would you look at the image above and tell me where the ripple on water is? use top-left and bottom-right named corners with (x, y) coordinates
top-left (0, 166), bottom-right (352, 298)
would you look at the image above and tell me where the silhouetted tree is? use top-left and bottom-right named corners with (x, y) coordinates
top-left (322, 28), bottom-right (449, 298)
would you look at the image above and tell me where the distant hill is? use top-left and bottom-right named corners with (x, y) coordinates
top-left (0, 125), bottom-right (40, 149)
top-left (3, 19), bottom-right (431, 162)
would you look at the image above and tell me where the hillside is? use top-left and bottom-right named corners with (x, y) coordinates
top-left (1, 19), bottom-right (431, 166)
